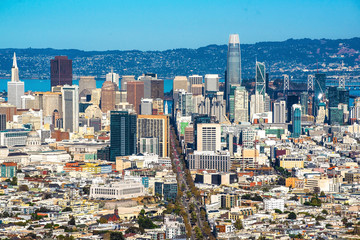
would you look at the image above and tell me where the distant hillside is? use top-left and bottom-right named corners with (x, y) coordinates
top-left (0, 38), bottom-right (359, 79)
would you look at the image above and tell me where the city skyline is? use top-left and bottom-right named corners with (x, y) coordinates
top-left (0, 0), bottom-right (359, 51)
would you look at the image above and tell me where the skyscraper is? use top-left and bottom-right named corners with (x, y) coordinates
top-left (50, 56), bottom-right (72, 88)
top-left (79, 76), bottom-right (96, 100)
top-left (106, 68), bottom-right (120, 88)
top-left (291, 104), bottom-right (302, 138)
top-left (177, 90), bottom-right (194, 117)
top-left (286, 95), bottom-right (299, 122)
top-left (150, 79), bottom-right (164, 99)
top-left (126, 81), bottom-right (144, 114)
top-left (256, 61), bottom-right (266, 97)
top-left (140, 99), bottom-right (153, 115)
top-left (300, 92), bottom-right (309, 116)
top-left (137, 115), bottom-right (169, 157)
top-left (101, 81), bottom-right (117, 113)
top-left (273, 100), bottom-right (286, 123)
top-left (225, 34), bottom-right (241, 107)
top-left (188, 75), bottom-right (203, 92)
top-left (121, 75), bottom-right (135, 91)
top-left (204, 74), bottom-right (219, 92)
top-left (250, 94), bottom-right (264, 121)
top-left (197, 123), bottom-right (221, 152)
top-left (110, 111), bottom-right (137, 161)
top-left (7, 53), bottom-right (24, 108)
top-left (314, 73), bottom-right (326, 98)
top-left (173, 76), bottom-right (188, 94)
top-left (61, 85), bottom-right (79, 133)
top-left (328, 87), bottom-right (349, 108)
top-left (234, 86), bottom-right (248, 123)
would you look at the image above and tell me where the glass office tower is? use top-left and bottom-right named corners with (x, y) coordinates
top-left (291, 104), bottom-right (302, 138)
top-left (256, 61), bottom-right (266, 97)
top-left (225, 34), bottom-right (241, 109)
top-left (110, 111), bottom-right (137, 161)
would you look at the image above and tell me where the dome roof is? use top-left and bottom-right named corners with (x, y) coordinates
top-left (28, 130), bottom-right (40, 138)
top-left (101, 81), bottom-right (117, 91)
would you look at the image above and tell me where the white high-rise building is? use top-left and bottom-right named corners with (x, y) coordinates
top-left (250, 93), bottom-right (264, 121)
top-left (273, 100), bottom-right (286, 123)
top-left (204, 74), bottom-right (219, 92)
top-left (106, 68), bottom-right (120, 88)
top-left (234, 86), bottom-right (248, 123)
top-left (7, 53), bottom-right (24, 108)
top-left (62, 85), bottom-right (79, 133)
top-left (140, 98), bottom-right (153, 115)
top-left (197, 123), bottom-right (221, 152)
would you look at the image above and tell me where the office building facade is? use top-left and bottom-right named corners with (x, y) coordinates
top-left (273, 100), bottom-right (286, 123)
top-left (188, 151), bottom-right (231, 172)
top-left (137, 115), bottom-right (169, 157)
top-left (126, 81), bottom-right (144, 114)
top-left (101, 81), bottom-right (117, 113)
top-left (50, 56), bottom-right (72, 87)
top-left (291, 104), bottom-right (302, 138)
top-left (61, 85), bottom-right (79, 133)
top-left (234, 86), bottom-right (249, 123)
top-left (106, 69), bottom-right (120, 88)
top-left (110, 111), bottom-right (137, 161)
top-left (225, 34), bottom-right (242, 108)
top-left (204, 74), bottom-right (219, 92)
top-left (197, 123), bottom-right (221, 152)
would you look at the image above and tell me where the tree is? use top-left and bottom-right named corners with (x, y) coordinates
top-left (125, 227), bottom-right (144, 234)
top-left (82, 186), bottom-right (90, 195)
top-left (234, 219), bottom-right (243, 230)
top-left (289, 195), bottom-right (299, 201)
top-left (44, 223), bottom-right (53, 229)
top-left (10, 177), bottom-right (17, 186)
top-left (62, 207), bottom-right (73, 212)
top-left (274, 209), bottom-right (283, 214)
top-left (110, 232), bottom-right (125, 240)
top-left (99, 217), bottom-right (108, 224)
top-left (68, 216), bottom-right (76, 226)
top-left (18, 184), bottom-right (29, 192)
top-left (316, 215), bottom-right (326, 221)
top-left (321, 209), bottom-right (328, 215)
top-left (194, 226), bottom-right (203, 239)
top-left (138, 209), bottom-right (157, 229)
top-left (287, 212), bottom-right (297, 220)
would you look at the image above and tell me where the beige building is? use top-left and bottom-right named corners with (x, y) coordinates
top-left (153, 98), bottom-right (164, 115)
top-left (116, 157), bottom-right (132, 172)
top-left (43, 92), bottom-right (62, 118)
top-left (197, 123), bottom-right (221, 152)
top-left (85, 105), bottom-right (102, 119)
top-left (279, 155), bottom-right (304, 169)
top-left (91, 89), bottom-right (102, 106)
top-left (173, 76), bottom-right (188, 99)
top-left (79, 76), bottom-right (96, 98)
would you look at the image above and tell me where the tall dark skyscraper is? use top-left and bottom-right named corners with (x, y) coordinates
top-left (286, 94), bottom-right (299, 122)
top-left (328, 87), bottom-right (349, 108)
top-left (110, 111), bottom-right (137, 161)
top-left (314, 73), bottom-right (326, 98)
top-left (225, 34), bottom-right (241, 109)
top-left (50, 56), bottom-right (73, 88)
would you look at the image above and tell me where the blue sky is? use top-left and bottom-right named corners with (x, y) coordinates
top-left (0, 0), bottom-right (359, 51)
